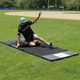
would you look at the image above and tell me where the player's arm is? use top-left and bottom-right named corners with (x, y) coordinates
top-left (32, 12), bottom-right (42, 24)
top-left (15, 33), bottom-right (21, 48)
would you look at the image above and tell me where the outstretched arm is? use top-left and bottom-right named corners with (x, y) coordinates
top-left (15, 35), bottom-right (21, 48)
top-left (32, 12), bottom-right (42, 24)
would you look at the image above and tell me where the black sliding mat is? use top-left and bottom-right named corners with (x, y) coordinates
top-left (0, 38), bottom-right (79, 61)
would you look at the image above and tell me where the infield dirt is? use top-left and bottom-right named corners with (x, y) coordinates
top-left (5, 12), bottom-right (80, 20)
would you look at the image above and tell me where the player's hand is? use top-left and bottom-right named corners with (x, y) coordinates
top-left (15, 44), bottom-right (20, 48)
top-left (15, 46), bottom-right (18, 48)
top-left (39, 12), bottom-right (42, 17)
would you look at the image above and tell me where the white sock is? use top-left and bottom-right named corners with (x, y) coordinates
top-left (48, 43), bottom-right (50, 45)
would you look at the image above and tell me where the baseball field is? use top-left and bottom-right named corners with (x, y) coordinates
top-left (0, 10), bottom-right (80, 80)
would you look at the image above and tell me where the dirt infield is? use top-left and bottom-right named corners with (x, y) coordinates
top-left (5, 12), bottom-right (80, 20)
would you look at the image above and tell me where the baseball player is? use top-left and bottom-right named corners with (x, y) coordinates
top-left (15, 12), bottom-right (53, 48)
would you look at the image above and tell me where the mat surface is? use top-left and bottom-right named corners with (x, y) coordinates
top-left (0, 38), bottom-right (79, 61)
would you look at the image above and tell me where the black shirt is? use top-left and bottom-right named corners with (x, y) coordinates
top-left (17, 21), bottom-right (34, 40)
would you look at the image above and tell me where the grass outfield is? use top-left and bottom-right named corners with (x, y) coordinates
top-left (0, 10), bottom-right (80, 80)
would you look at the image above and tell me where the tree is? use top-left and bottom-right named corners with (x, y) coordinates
top-left (1, 0), bottom-right (78, 10)
top-left (66, 0), bottom-right (80, 10)
top-left (28, 0), bottom-right (36, 9)
top-left (35, 0), bottom-right (47, 8)
top-left (13, 0), bottom-right (28, 9)
top-left (0, 0), bottom-right (13, 8)
top-left (56, 0), bottom-right (67, 9)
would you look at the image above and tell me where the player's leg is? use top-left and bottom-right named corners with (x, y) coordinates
top-left (27, 34), bottom-right (36, 46)
top-left (29, 41), bottom-right (36, 46)
top-left (33, 34), bottom-right (48, 45)
top-left (28, 34), bottom-right (53, 48)
top-left (33, 34), bottom-right (53, 48)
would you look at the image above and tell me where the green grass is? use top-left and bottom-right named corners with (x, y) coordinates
top-left (62, 11), bottom-right (80, 14)
top-left (0, 10), bottom-right (80, 80)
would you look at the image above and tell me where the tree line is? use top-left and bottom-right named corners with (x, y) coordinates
top-left (0, 0), bottom-right (80, 10)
